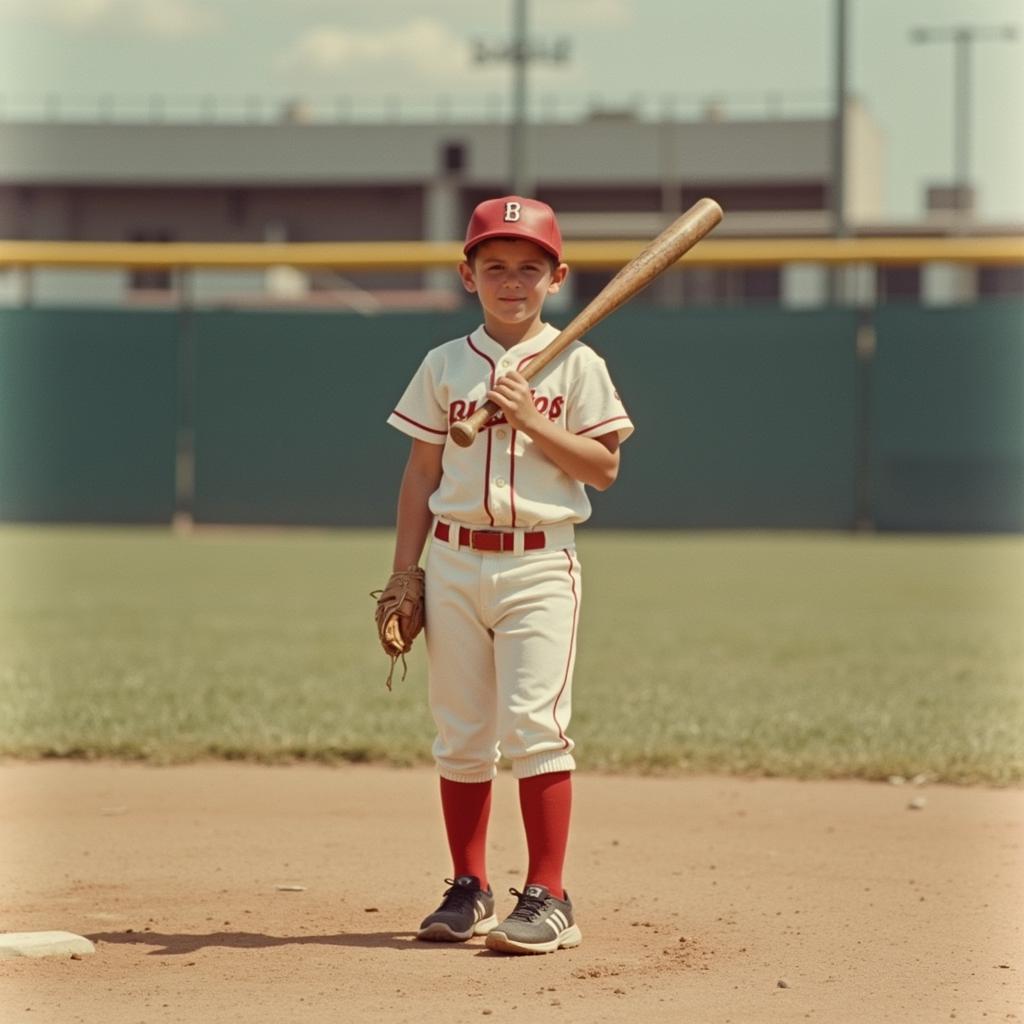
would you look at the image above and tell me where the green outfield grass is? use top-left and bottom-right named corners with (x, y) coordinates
top-left (0, 526), bottom-right (1021, 783)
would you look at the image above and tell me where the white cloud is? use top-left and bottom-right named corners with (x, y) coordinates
top-left (266, 0), bottom-right (631, 31)
top-left (0, 0), bottom-right (223, 36)
top-left (276, 18), bottom-right (470, 76)
top-left (134, 0), bottom-right (219, 37)
top-left (49, 0), bottom-right (115, 28)
top-left (275, 15), bottom-right (590, 87)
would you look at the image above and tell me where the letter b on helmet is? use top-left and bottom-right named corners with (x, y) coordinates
top-left (503, 201), bottom-right (522, 222)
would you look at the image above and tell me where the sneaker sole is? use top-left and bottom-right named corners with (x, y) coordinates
top-left (484, 923), bottom-right (582, 955)
top-left (416, 914), bottom-right (498, 943)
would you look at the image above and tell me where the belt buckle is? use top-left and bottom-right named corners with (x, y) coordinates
top-left (469, 529), bottom-right (504, 552)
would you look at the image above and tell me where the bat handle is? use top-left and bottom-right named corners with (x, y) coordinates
top-left (449, 400), bottom-right (499, 448)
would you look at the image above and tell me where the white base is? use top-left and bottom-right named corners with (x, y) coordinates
top-left (0, 931), bottom-right (96, 959)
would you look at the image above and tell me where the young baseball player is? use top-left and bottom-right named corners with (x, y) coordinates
top-left (377, 196), bottom-right (633, 955)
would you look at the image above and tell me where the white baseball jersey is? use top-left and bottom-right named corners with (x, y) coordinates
top-left (387, 323), bottom-right (634, 528)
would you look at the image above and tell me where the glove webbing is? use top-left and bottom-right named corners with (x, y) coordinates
top-left (371, 565), bottom-right (424, 691)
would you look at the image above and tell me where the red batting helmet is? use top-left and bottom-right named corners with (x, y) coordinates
top-left (463, 196), bottom-right (563, 262)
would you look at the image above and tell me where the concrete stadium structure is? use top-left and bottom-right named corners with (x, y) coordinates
top-left (0, 99), bottom-right (1020, 308)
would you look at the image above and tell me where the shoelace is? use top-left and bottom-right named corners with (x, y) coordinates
top-left (439, 879), bottom-right (478, 913)
top-left (506, 887), bottom-right (548, 922)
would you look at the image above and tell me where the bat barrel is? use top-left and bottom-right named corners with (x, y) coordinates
top-left (557, 197), bottom-right (723, 342)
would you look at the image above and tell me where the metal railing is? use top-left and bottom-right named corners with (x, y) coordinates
top-left (0, 90), bottom-right (835, 126)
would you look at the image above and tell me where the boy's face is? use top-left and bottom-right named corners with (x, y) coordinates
top-left (459, 237), bottom-right (568, 330)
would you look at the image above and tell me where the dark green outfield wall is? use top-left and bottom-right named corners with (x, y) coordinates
top-left (871, 304), bottom-right (1024, 532)
top-left (0, 309), bottom-right (178, 523)
top-left (584, 309), bottom-right (860, 528)
top-left (190, 311), bottom-right (453, 526)
top-left (1, 302), bottom-right (1021, 531)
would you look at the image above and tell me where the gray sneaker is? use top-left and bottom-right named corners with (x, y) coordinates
top-left (484, 884), bottom-right (583, 955)
top-left (416, 875), bottom-right (497, 942)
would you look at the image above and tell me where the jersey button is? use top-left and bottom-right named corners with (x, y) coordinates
top-left (496, 429), bottom-right (507, 440)
top-left (495, 477), bottom-right (506, 488)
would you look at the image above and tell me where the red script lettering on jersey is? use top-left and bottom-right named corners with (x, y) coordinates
top-left (448, 393), bottom-right (565, 428)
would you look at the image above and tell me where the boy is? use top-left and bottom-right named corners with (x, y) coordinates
top-left (382, 195), bottom-right (633, 955)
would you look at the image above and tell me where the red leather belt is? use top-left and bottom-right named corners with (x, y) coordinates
top-left (434, 521), bottom-right (546, 552)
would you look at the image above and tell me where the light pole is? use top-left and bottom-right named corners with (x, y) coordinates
top-left (510, 0), bottom-right (528, 197)
top-left (832, 0), bottom-right (848, 239)
top-left (474, 1), bottom-right (570, 196)
top-left (829, 0), bottom-right (849, 308)
top-left (909, 22), bottom-right (1018, 217)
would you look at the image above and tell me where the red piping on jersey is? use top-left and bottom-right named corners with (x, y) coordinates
top-left (467, 336), bottom-right (497, 527)
top-left (516, 350), bottom-right (544, 374)
top-left (553, 548), bottom-right (579, 750)
top-left (509, 429), bottom-right (517, 526)
top-left (483, 428), bottom-right (495, 526)
top-left (506, 350), bottom-right (543, 529)
top-left (390, 409), bottom-right (447, 436)
top-left (576, 415), bottom-right (630, 437)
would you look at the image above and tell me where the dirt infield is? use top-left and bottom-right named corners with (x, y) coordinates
top-left (0, 763), bottom-right (1021, 1023)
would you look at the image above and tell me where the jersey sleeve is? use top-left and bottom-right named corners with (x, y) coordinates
top-left (566, 352), bottom-right (635, 443)
top-left (386, 354), bottom-right (449, 445)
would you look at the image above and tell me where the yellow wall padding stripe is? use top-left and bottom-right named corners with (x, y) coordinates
top-left (1, 236), bottom-right (1022, 270)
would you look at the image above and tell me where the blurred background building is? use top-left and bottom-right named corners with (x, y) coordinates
top-left (0, 91), bottom-right (1020, 309)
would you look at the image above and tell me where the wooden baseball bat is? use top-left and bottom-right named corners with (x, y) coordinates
top-left (449, 196), bottom-right (724, 448)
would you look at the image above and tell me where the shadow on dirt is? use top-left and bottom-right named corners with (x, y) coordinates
top-left (87, 930), bottom-right (484, 954)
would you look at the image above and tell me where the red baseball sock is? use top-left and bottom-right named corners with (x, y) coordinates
top-left (518, 770), bottom-right (572, 901)
top-left (439, 777), bottom-right (492, 892)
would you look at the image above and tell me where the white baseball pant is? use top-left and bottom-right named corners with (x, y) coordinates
top-left (424, 519), bottom-right (581, 783)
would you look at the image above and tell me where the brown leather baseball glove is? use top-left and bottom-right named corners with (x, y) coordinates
top-left (372, 566), bottom-right (426, 690)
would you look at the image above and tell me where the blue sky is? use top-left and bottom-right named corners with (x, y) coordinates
top-left (1, 0), bottom-right (1021, 221)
